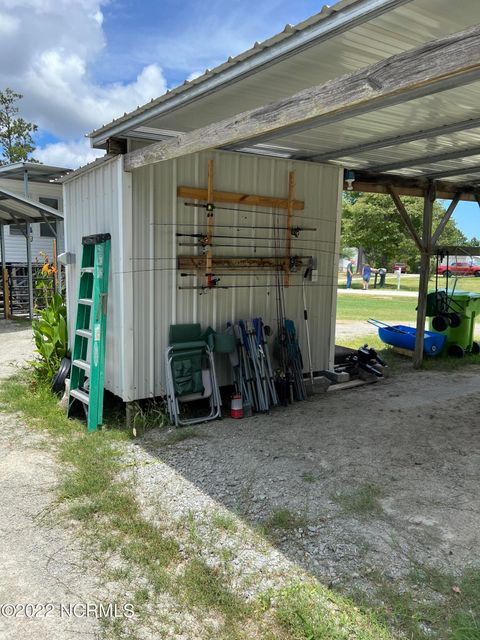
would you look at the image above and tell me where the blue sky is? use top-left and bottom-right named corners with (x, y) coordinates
top-left (0, 0), bottom-right (477, 239)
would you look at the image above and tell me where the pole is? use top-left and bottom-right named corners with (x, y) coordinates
top-left (0, 224), bottom-right (9, 319)
top-left (302, 269), bottom-right (314, 391)
top-left (413, 183), bottom-right (434, 368)
top-left (53, 238), bottom-right (58, 292)
top-left (26, 222), bottom-right (33, 320)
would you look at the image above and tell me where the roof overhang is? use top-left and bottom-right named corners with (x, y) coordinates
top-left (0, 162), bottom-right (71, 183)
top-left (0, 187), bottom-right (64, 225)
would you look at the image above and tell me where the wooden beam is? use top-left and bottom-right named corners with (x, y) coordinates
top-left (346, 178), bottom-right (480, 201)
top-left (177, 255), bottom-right (311, 271)
top-left (125, 24), bottom-right (480, 171)
top-left (413, 183), bottom-right (434, 368)
top-left (431, 192), bottom-right (461, 247)
top-left (387, 186), bottom-right (422, 251)
top-left (177, 186), bottom-right (304, 210)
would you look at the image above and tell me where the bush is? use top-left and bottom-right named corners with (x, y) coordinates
top-left (32, 292), bottom-right (69, 378)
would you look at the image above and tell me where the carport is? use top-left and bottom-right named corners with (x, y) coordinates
top-left (0, 186), bottom-right (64, 320)
top-left (107, 16), bottom-right (480, 368)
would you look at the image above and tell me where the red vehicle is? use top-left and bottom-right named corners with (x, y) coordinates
top-left (393, 262), bottom-right (407, 273)
top-left (437, 259), bottom-right (480, 277)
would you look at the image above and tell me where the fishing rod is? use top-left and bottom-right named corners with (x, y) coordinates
top-left (153, 222), bottom-right (317, 234)
top-left (178, 282), bottom-right (335, 291)
top-left (183, 201), bottom-right (333, 224)
top-left (177, 231), bottom-right (329, 243)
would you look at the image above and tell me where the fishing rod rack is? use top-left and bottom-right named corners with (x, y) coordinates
top-left (176, 160), bottom-right (309, 289)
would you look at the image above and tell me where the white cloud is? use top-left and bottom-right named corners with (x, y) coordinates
top-left (0, 0), bottom-right (167, 156)
top-left (35, 138), bottom-right (103, 169)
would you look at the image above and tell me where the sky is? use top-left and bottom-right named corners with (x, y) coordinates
top-left (0, 0), bottom-right (477, 239)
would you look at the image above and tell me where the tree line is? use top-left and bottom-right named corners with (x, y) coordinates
top-left (341, 191), bottom-right (475, 272)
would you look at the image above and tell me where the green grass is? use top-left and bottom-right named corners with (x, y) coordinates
top-left (262, 507), bottom-right (308, 533)
top-left (332, 482), bottom-right (386, 517)
top-left (354, 563), bottom-right (480, 640)
top-left (336, 294), bottom-right (417, 323)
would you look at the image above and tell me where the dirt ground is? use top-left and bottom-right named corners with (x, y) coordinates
top-left (0, 320), bottom-right (103, 640)
top-left (129, 364), bottom-right (480, 597)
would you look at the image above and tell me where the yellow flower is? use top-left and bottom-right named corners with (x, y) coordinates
top-left (41, 263), bottom-right (50, 273)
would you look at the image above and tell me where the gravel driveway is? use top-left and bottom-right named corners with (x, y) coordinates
top-left (0, 320), bottom-right (102, 640)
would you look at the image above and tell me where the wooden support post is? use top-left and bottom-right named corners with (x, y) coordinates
top-left (53, 238), bottom-right (58, 293)
top-left (284, 171), bottom-right (295, 287)
top-left (206, 159), bottom-right (214, 287)
top-left (413, 184), bottom-right (434, 368)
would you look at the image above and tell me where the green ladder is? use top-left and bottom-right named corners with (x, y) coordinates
top-left (68, 233), bottom-right (111, 432)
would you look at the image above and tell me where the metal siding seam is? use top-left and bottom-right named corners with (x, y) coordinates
top-left (117, 158), bottom-right (134, 400)
top-left (328, 166), bottom-right (344, 369)
top-left (149, 164), bottom-right (155, 397)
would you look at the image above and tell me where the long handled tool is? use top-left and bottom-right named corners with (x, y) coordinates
top-left (302, 265), bottom-right (315, 391)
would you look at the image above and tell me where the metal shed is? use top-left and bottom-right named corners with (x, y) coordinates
top-left (63, 152), bottom-right (342, 402)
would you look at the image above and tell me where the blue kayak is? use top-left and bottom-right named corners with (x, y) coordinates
top-left (376, 324), bottom-right (446, 356)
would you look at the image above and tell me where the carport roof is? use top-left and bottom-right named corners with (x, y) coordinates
top-left (0, 187), bottom-right (64, 225)
top-left (87, 0), bottom-right (480, 195)
top-left (0, 162), bottom-right (70, 183)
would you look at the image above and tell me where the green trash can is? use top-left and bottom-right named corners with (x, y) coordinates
top-left (427, 289), bottom-right (480, 356)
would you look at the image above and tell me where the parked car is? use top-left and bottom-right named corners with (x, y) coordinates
top-left (393, 262), bottom-right (407, 273)
top-left (437, 260), bottom-right (480, 277)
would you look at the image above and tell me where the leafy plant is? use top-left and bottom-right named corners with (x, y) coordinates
top-left (32, 291), bottom-right (68, 378)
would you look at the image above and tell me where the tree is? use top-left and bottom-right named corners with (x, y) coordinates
top-left (341, 192), bottom-right (467, 272)
top-left (0, 88), bottom-right (38, 165)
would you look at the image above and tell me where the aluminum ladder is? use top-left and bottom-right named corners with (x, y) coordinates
top-left (68, 233), bottom-right (111, 432)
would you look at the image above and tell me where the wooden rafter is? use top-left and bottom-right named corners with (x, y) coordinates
top-left (431, 193), bottom-right (461, 247)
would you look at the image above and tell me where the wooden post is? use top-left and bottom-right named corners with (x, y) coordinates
top-left (284, 171), bottom-right (295, 287)
top-left (413, 184), bottom-right (434, 368)
top-left (206, 159), bottom-right (214, 287)
top-left (52, 238), bottom-right (58, 293)
top-left (26, 222), bottom-right (33, 320)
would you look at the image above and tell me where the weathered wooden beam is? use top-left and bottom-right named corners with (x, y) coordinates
top-left (424, 163), bottom-right (480, 180)
top-left (431, 192), bottom-right (461, 247)
top-left (177, 186), bottom-right (304, 210)
top-left (346, 174), bottom-right (480, 201)
top-left (387, 186), bottom-right (422, 251)
top-left (125, 24), bottom-right (480, 171)
top-left (177, 255), bottom-right (310, 271)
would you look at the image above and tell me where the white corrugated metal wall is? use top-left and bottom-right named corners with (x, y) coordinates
top-left (64, 150), bottom-right (342, 402)
top-left (63, 156), bottom-right (133, 400)
top-left (131, 150), bottom-right (342, 400)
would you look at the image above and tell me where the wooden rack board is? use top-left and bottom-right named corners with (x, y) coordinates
top-left (177, 165), bottom-right (305, 287)
top-left (178, 255), bottom-right (312, 271)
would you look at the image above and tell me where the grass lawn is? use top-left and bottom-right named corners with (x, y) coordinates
top-left (338, 272), bottom-right (480, 294)
top-left (336, 293), bottom-right (417, 323)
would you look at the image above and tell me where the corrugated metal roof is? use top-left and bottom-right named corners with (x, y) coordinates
top-left (87, 0), bottom-right (480, 188)
top-left (0, 162), bottom-right (71, 183)
top-left (88, 0), bottom-right (400, 145)
top-left (0, 187), bottom-right (64, 224)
